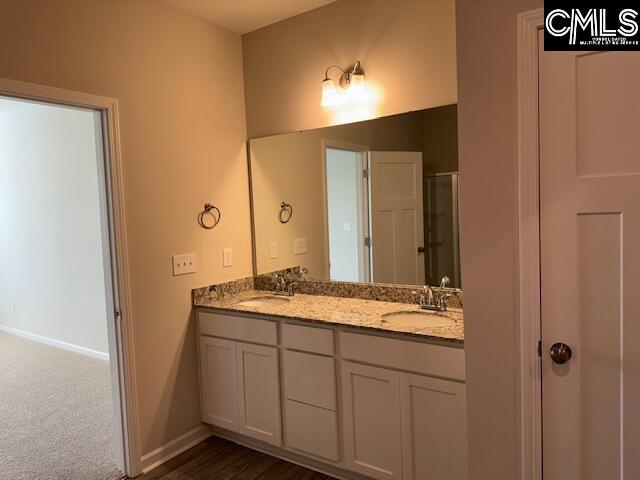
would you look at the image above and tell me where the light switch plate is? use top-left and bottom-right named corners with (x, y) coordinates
top-left (343, 222), bottom-right (352, 232)
top-left (269, 242), bottom-right (278, 259)
top-left (294, 238), bottom-right (308, 255)
top-left (223, 248), bottom-right (233, 267)
top-left (172, 253), bottom-right (197, 276)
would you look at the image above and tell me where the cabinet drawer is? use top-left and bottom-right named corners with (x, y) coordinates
top-left (281, 323), bottom-right (334, 355)
top-left (283, 350), bottom-right (336, 410)
top-left (284, 399), bottom-right (339, 461)
top-left (198, 310), bottom-right (277, 345)
top-left (339, 331), bottom-right (465, 381)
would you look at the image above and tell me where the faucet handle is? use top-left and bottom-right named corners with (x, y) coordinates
top-left (440, 275), bottom-right (451, 288)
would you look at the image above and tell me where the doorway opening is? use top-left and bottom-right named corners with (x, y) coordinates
top-left (0, 94), bottom-right (130, 479)
top-left (324, 146), bottom-right (370, 283)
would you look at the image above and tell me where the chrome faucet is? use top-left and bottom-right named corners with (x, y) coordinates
top-left (273, 274), bottom-right (287, 294)
top-left (273, 269), bottom-right (307, 297)
top-left (416, 276), bottom-right (452, 312)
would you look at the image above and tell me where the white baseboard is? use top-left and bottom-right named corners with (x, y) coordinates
top-left (140, 425), bottom-right (212, 474)
top-left (0, 324), bottom-right (109, 361)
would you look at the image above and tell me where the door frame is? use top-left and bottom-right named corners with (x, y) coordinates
top-left (320, 139), bottom-right (371, 282)
top-left (0, 77), bottom-right (142, 476)
top-left (517, 8), bottom-right (544, 480)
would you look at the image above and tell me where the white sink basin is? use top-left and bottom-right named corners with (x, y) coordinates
top-left (236, 296), bottom-right (291, 307)
top-left (381, 311), bottom-right (456, 328)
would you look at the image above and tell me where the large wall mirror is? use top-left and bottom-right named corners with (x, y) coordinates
top-left (248, 105), bottom-right (461, 288)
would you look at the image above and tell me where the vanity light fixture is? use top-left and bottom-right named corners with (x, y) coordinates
top-left (320, 60), bottom-right (365, 107)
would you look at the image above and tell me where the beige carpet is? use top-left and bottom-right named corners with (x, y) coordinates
top-left (0, 331), bottom-right (123, 480)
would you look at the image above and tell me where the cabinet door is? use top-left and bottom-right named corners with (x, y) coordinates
top-left (199, 337), bottom-right (239, 430)
top-left (341, 361), bottom-right (402, 480)
top-left (400, 374), bottom-right (468, 480)
top-left (236, 342), bottom-right (282, 445)
top-left (284, 399), bottom-right (339, 461)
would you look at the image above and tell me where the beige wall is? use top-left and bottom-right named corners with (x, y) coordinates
top-left (421, 105), bottom-right (458, 174)
top-left (250, 131), bottom-right (330, 278)
top-left (0, 0), bottom-right (252, 456)
top-left (242, 0), bottom-right (457, 138)
top-left (456, 0), bottom-right (542, 478)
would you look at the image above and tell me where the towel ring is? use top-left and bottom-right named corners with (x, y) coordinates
top-left (198, 203), bottom-right (221, 229)
top-left (279, 202), bottom-right (293, 224)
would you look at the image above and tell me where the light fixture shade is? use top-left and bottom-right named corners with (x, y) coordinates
top-left (321, 78), bottom-right (339, 107)
top-left (350, 73), bottom-right (365, 89)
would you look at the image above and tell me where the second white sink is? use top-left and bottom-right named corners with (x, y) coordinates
top-left (236, 296), bottom-right (291, 307)
top-left (381, 311), bottom-right (456, 328)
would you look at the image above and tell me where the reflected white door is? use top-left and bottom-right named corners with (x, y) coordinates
top-left (369, 151), bottom-right (424, 285)
top-left (540, 32), bottom-right (640, 479)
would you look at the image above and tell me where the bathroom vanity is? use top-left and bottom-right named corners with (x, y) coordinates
top-left (192, 101), bottom-right (465, 479)
top-left (194, 287), bottom-right (466, 480)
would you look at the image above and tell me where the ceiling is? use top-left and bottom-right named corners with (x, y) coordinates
top-left (161, 0), bottom-right (338, 34)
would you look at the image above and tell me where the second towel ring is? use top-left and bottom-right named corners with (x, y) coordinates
top-left (198, 203), bottom-right (221, 229)
top-left (279, 202), bottom-right (293, 224)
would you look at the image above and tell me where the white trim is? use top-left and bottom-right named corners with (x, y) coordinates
top-left (517, 8), bottom-right (544, 480)
top-left (0, 77), bottom-right (142, 477)
top-left (140, 425), bottom-right (212, 474)
top-left (0, 324), bottom-right (109, 361)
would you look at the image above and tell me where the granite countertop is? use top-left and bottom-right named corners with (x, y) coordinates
top-left (194, 289), bottom-right (464, 345)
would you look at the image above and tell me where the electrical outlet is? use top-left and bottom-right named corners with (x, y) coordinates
top-left (223, 248), bottom-right (233, 267)
top-left (10, 300), bottom-right (15, 313)
top-left (343, 222), bottom-right (352, 232)
top-left (172, 253), bottom-right (197, 276)
top-left (294, 238), bottom-right (308, 255)
top-left (269, 242), bottom-right (278, 259)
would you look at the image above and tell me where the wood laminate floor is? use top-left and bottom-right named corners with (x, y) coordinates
top-left (138, 436), bottom-right (337, 480)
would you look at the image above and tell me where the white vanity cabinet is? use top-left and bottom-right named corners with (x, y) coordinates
top-left (340, 331), bottom-right (467, 480)
top-left (340, 362), bottom-right (467, 480)
top-left (197, 308), bottom-right (467, 480)
top-left (198, 312), bottom-right (281, 446)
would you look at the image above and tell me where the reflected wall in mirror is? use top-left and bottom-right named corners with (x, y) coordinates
top-left (249, 104), bottom-right (461, 288)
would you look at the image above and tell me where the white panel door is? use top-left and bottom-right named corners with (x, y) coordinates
top-left (199, 337), bottom-right (239, 430)
top-left (236, 342), bottom-right (282, 446)
top-left (341, 361), bottom-right (402, 480)
top-left (400, 374), bottom-right (467, 480)
top-left (369, 151), bottom-right (425, 285)
top-left (540, 32), bottom-right (640, 479)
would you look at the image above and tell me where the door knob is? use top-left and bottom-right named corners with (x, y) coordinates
top-left (550, 342), bottom-right (572, 364)
top-left (418, 246), bottom-right (425, 253)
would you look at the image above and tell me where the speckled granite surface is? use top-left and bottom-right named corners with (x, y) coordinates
top-left (194, 289), bottom-right (464, 344)
top-left (254, 272), bottom-right (463, 308)
top-left (192, 276), bottom-right (254, 304)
